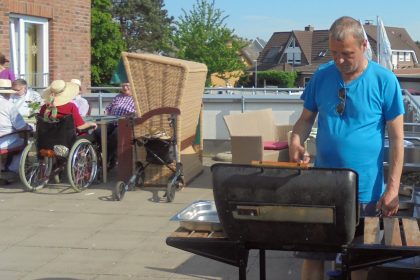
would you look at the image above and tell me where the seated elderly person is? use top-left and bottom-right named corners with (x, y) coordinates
top-left (103, 82), bottom-right (135, 170)
top-left (11, 78), bottom-right (43, 117)
top-left (39, 80), bottom-right (96, 134)
top-left (105, 82), bottom-right (135, 116)
top-left (71, 78), bottom-right (89, 117)
top-left (0, 79), bottom-right (31, 173)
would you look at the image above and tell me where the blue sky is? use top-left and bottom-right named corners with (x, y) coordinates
top-left (164, 0), bottom-right (420, 42)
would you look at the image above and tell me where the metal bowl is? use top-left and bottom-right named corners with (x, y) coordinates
top-left (171, 200), bottom-right (222, 231)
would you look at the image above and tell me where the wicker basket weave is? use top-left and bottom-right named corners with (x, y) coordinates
top-left (122, 52), bottom-right (207, 185)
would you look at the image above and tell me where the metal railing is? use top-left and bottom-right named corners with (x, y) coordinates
top-left (87, 86), bottom-right (304, 95)
top-left (204, 87), bottom-right (304, 95)
top-left (83, 87), bottom-right (304, 115)
top-left (17, 73), bottom-right (49, 88)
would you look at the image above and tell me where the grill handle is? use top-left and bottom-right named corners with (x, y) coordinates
top-left (251, 161), bottom-right (310, 169)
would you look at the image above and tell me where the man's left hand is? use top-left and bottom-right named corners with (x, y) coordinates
top-left (377, 189), bottom-right (399, 216)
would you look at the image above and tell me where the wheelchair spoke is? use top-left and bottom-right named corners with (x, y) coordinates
top-left (20, 142), bottom-right (51, 191)
top-left (67, 139), bottom-right (98, 192)
top-left (27, 162), bottom-right (49, 187)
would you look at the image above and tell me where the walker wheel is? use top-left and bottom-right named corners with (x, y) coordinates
top-left (135, 169), bottom-right (145, 187)
top-left (112, 181), bottom-right (127, 201)
top-left (127, 181), bottom-right (136, 191)
top-left (166, 181), bottom-right (176, 202)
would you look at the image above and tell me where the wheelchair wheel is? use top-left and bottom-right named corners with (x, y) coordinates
top-left (112, 181), bottom-right (127, 201)
top-left (67, 139), bottom-right (98, 192)
top-left (19, 141), bottom-right (53, 191)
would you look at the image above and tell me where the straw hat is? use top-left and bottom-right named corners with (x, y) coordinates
top-left (70, 79), bottom-right (81, 89)
top-left (43, 80), bottom-right (79, 106)
top-left (0, 79), bottom-right (16, 94)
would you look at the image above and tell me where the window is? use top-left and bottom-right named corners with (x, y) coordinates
top-left (289, 40), bottom-right (296, 48)
top-left (287, 52), bottom-right (301, 64)
top-left (392, 53), bottom-right (398, 67)
top-left (286, 38), bottom-right (301, 65)
top-left (9, 15), bottom-right (49, 87)
top-left (304, 77), bottom-right (311, 87)
top-left (398, 52), bottom-right (404, 62)
top-left (318, 49), bottom-right (328, 57)
top-left (405, 52), bottom-right (411, 62)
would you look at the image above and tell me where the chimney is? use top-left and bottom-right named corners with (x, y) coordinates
top-left (305, 25), bottom-right (314, 32)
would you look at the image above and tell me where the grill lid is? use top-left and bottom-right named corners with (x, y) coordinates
top-left (211, 163), bottom-right (359, 251)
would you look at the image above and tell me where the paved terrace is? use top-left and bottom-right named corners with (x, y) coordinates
top-left (0, 157), bottom-right (303, 280)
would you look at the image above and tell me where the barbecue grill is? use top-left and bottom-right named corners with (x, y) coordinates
top-left (166, 162), bottom-right (420, 280)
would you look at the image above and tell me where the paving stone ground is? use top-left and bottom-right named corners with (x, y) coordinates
top-left (0, 157), bottom-right (303, 280)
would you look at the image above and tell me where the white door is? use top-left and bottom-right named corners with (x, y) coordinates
top-left (9, 15), bottom-right (49, 88)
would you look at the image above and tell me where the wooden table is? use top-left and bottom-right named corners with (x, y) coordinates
top-left (167, 217), bottom-right (420, 280)
top-left (84, 116), bottom-right (119, 183)
top-left (341, 217), bottom-right (420, 278)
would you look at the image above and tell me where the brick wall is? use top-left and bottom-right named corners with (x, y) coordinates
top-left (0, 1), bottom-right (9, 52)
top-left (0, 0), bottom-right (91, 88)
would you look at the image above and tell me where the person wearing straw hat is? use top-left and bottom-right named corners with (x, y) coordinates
top-left (71, 78), bottom-right (89, 117)
top-left (39, 80), bottom-right (97, 132)
top-left (0, 79), bottom-right (31, 173)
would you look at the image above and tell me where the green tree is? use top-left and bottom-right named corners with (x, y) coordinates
top-left (172, 0), bottom-right (245, 85)
top-left (91, 0), bottom-right (126, 85)
top-left (112, 0), bottom-right (174, 53)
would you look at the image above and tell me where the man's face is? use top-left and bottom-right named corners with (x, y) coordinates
top-left (11, 84), bottom-right (26, 96)
top-left (329, 35), bottom-right (366, 75)
top-left (121, 83), bottom-right (131, 96)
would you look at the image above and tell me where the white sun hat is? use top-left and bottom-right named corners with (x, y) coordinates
top-left (43, 80), bottom-right (79, 106)
top-left (0, 79), bottom-right (16, 94)
top-left (70, 79), bottom-right (82, 88)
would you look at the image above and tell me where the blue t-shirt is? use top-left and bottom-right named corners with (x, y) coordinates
top-left (301, 61), bottom-right (404, 203)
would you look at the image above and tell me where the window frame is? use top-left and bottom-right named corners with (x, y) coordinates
top-left (9, 14), bottom-right (49, 87)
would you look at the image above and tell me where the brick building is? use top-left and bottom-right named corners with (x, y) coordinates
top-left (0, 0), bottom-right (91, 89)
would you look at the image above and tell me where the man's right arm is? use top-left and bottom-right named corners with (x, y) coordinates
top-left (289, 108), bottom-right (317, 163)
top-left (105, 95), bottom-right (119, 115)
top-left (104, 102), bottom-right (112, 115)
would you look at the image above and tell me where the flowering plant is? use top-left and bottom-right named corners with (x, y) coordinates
top-left (26, 101), bottom-right (41, 117)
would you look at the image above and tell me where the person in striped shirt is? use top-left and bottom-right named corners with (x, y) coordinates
top-left (104, 82), bottom-right (136, 170)
top-left (105, 83), bottom-right (135, 117)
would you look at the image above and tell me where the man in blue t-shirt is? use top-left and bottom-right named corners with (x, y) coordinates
top-left (289, 16), bottom-right (404, 280)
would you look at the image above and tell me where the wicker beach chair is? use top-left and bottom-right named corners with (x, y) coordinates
top-left (120, 52), bottom-right (207, 186)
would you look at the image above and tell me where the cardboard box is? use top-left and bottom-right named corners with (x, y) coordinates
top-left (223, 109), bottom-right (293, 164)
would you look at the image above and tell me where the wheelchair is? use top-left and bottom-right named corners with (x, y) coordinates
top-left (18, 115), bottom-right (101, 192)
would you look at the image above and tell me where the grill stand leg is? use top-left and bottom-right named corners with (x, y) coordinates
top-left (340, 248), bottom-right (351, 280)
top-left (238, 245), bottom-right (248, 280)
top-left (259, 249), bottom-right (266, 280)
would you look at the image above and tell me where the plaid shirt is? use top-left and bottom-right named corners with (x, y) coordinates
top-left (105, 93), bottom-right (135, 117)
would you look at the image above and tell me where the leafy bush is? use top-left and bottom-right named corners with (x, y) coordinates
top-left (257, 70), bottom-right (297, 87)
top-left (236, 70), bottom-right (298, 88)
top-left (236, 73), bottom-right (253, 87)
